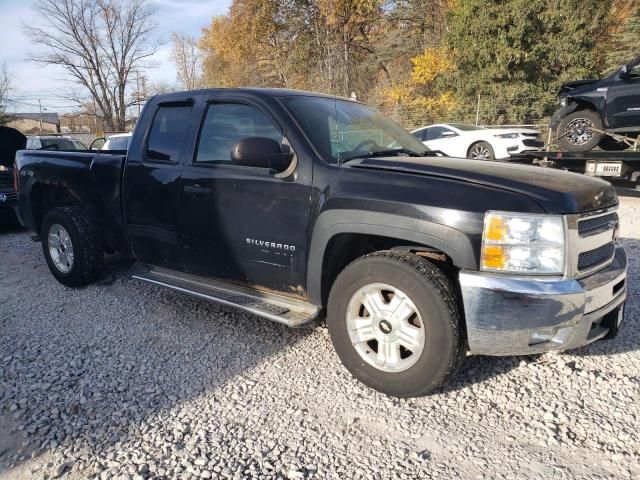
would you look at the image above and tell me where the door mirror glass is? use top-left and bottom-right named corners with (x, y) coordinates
top-left (230, 137), bottom-right (293, 171)
top-left (441, 130), bottom-right (457, 137)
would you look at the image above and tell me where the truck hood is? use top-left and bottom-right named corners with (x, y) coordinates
top-left (347, 156), bottom-right (617, 214)
top-left (0, 126), bottom-right (27, 168)
top-left (559, 79), bottom-right (600, 95)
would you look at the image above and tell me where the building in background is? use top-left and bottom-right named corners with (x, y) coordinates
top-left (7, 112), bottom-right (60, 134)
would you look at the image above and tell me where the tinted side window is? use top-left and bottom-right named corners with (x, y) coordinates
top-left (147, 105), bottom-right (192, 162)
top-left (412, 129), bottom-right (425, 141)
top-left (196, 103), bottom-right (283, 164)
top-left (426, 127), bottom-right (455, 140)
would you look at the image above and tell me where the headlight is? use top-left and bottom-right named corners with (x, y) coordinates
top-left (481, 212), bottom-right (566, 274)
top-left (560, 97), bottom-right (568, 107)
top-left (494, 133), bottom-right (519, 139)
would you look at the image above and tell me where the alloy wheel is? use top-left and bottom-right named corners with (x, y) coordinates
top-left (48, 224), bottom-right (74, 274)
top-left (346, 283), bottom-right (425, 373)
top-left (565, 118), bottom-right (595, 145)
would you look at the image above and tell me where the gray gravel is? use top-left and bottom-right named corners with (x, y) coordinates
top-left (1, 197), bottom-right (639, 480)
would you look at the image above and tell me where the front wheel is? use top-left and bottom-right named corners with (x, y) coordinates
top-left (327, 251), bottom-right (465, 397)
top-left (467, 141), bottom-right (495, 160)
top-left (556, 110), bottom-right (603, 151)
top-left (41, 206), bottom-right (104, 287)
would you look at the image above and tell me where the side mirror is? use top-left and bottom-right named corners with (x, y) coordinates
top-left (441, 131), bottom-right (457, 137)
top-left (620, 64), bottom-right (629, 77)
top-left (230, 137), bottom-right (293, 172)
top-left (89, 138), bottom-right (106, 150)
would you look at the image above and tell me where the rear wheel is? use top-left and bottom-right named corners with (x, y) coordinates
top-left (327, 251), bottom-right (465, 397)
top-left (467, 141), bottom-right (495, 160)
top-left (41, 206), bottom-right (104, 287)
top-left (557, 110), bottom-right (603, 151)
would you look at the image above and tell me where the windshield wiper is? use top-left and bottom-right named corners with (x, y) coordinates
top-left (340, 148), bottom-right (428, 163)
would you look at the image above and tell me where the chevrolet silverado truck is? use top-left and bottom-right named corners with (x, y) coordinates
top-left (15, 89), bottom-right (628, 397)
top-left (551, 56), bottom-right (640, 152)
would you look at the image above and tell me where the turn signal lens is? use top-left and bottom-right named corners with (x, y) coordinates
top-left (482, 245), bottom-right (506, 269)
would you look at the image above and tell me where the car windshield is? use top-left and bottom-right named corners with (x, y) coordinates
top-left (40, 138), bottom-right (82, 150)
top-left (280, 96), bottom-right (428, 163)
top-left (106, 136), bottom-right (130, 150)
top-left (448, 123), bottom-right (485, 131)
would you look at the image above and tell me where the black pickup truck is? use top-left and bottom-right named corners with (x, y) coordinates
top-left (15, 89), bottom-right (628, 397)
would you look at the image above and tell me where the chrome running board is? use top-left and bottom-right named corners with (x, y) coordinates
top-left (130, 265), bottom-right (320, 328)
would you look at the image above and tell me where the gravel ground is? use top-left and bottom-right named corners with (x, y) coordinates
top-left (1, 197), bottom-right (639, 480)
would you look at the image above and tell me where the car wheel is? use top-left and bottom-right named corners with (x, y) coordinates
top-left (598, 136), bottom-right (630, 151)
top-left (41, 206), bottom-right (104, 287)
top-left (327, 251), bottom-right (465, 397)
top-left (467, 141), bottom-right (495, 160)
top-left (557, 110), bottom-right (603, 151)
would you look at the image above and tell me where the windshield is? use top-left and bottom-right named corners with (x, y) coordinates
top-left (40, 138), bottom-right (82, 150)
top-left (105, 136), bottom-right (131, 150)
top-left (280, 96), bottom-right (428, 163)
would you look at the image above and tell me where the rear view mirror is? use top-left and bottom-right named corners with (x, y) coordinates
top-left (230, 137), bottom-right (294, 172)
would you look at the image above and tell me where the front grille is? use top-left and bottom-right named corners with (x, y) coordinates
top-left (0, 171), bottom-right (13, 190)
top-left (579, 212), bottom-right (619, 237)
top-left (578, 243), bottom-right (615, 271)
top-left (522, 139), bottom-right (545, 148)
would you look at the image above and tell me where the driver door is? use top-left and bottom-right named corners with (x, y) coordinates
top-left (606, 62), bottom-right (640, 129)
top-left (179, 99), bottom-right (312, 295)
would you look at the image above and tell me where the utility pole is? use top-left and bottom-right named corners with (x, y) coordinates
top-left (38, 99), bottom-right (44, 134)
top-left (92, 98), bottom-right (98, 133)
top-left (136, 71), bottom-right (141, 119)
top-left (475, 94), bottom-right (481, 126)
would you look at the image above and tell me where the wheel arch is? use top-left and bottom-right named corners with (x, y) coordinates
top-left (307, 209), bottom-right (477, 306)
top-left (30, 182), bottom-right (82, 235)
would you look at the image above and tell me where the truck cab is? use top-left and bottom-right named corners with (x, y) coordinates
top-left (15, 88), bottom-right (628, 397)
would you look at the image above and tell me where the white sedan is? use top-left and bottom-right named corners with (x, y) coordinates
top-left (411, 123), bottom-right (544, 160)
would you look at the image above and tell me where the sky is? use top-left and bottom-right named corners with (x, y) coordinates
top-left (0, 0), bottom-right (231, 114)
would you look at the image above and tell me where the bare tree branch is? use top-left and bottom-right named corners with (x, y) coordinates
top-left (171, 32), bottom-right (202, 91)
top-left (24, 0), bottom-right (159, 131)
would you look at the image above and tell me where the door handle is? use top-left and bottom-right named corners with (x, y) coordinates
top-left (184, 184), bottom-right (212, 196)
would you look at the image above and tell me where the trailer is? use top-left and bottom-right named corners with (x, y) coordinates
top-left (512, 149), bottom-right (640, 190)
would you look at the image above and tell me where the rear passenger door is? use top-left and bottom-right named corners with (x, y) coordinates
top-left (179, 98), bottom-right (312, 296)
top-left (123, 100), bottom-right (196, 270)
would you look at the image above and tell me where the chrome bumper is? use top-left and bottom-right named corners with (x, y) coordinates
top-left (459, 243), bottom-right (627, 356)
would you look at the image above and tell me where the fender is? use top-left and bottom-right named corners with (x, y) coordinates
top-left (306, 209), bottom-right (478, 304)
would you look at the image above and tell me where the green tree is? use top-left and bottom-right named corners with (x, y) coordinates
top-left (446, 0), bottom-right (613, 124)
top-left (604, 2), bottom-right (640, 72)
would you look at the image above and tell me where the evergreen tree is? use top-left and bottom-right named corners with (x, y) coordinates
top-left (445, 0), bottom-right (612, 123)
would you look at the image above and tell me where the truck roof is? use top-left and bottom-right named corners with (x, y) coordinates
top-left (152, 87), bottom-right (356, 103)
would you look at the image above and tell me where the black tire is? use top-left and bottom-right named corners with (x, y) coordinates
top-left (556, 110), bottom-right (603, 152)
top-left (598, 136), bottom-right (630, 151)
top-left (327, 251), bottom-right (465, 397)
top-left (467, 141), bottom-right (495, 160)
top-left (41, 206), bottom-right (104, 287)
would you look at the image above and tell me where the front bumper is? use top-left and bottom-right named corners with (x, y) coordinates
top-left (459, 243), bottom-right (627, 356)
top-left (0, 192), bottom-right (18, 225)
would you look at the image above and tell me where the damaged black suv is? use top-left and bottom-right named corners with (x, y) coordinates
top-left (551, 56), bottom-right (640, 151)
